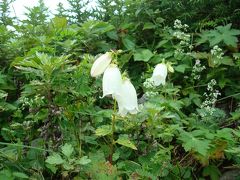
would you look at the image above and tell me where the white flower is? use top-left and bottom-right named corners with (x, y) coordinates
top-left (115, 79), bottom-right (139, 117)
top-left (90, 52), bottom-right (112, 77)
top-left (150, 63), bottom-right (168, 86)
top-left (102, 64), bottom-right (122, 98)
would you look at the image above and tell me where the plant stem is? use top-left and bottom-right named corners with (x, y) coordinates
top-left (0, 142), bottom-right (52, 152)
top-left (109, 99), bottom-right (117, 163)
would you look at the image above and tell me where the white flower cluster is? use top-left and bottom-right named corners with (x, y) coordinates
top-left (143, 78), bottom-right (155, 89)
top-left (200, 79), bottom-right (221, 117)
top-left (174, 48), bottom-right (184, 55)
top-left (174, 19), bottom-right (189, 31)
top-left (173, 19), bottom-right (192, 55)
top-left (191, 59), bottom-right (206, 80)
top-left (145, 91), bottom-right (159, 98)
top-left (173, 31), bottom-right (191, 46)
top-left (210, 45), bottom-right (224, 59)
top-left (143, 78), bottom-right (158, 98)
top-left (91, 52), bottom-right (139, 117)
top-left (19, 95), bottom-right (45, 108)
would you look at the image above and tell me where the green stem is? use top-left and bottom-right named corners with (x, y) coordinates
top-left (0, 142), bottom-right (52, 152)
top-left (110, 99), bottom-right (117, 163)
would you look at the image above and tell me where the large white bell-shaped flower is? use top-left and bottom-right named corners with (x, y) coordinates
top-left (115, 79), bottom-right (139, 117)
top-left (150, 63), bottom-right (168, 86)
top-left (102, 64), bottom-right (122, 98)
top-left (91, 52), bottom-right (112, 77)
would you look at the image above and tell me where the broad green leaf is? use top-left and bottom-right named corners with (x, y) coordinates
top-left (95, 125), bottom-right (111, 136)
top-left (76, 156), bottom-right (91, 165)
top-left (155, 40), bottom-right (169, 49)
top-left (122, 36), bottom-right (135, 50)
top-left (116, 136), bottom-right (137, 150)
top-left (221, 56), bottom-right (234, 66)
top-left (61, 143), bottom-right (74, 158)
top-left (134, 49), bottom-right (153, 62)
top-left (203, 165), bottom-right (221, 180)
top-left (0, 169), bottom-right (13, 180)
top-left (12, 172), bottom-right (29, 179)
top-left (143, 22), bottom-right (156, 30)
top-left (46, 153), bottom-right (65, 165)
top-left (175, 64), bottom-right (190, 73)
top-left (107, 31), bottom-right (118, 40)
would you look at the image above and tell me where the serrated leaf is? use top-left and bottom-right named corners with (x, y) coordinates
top-left (95, 125), bottom-right (111, 136)
top-left (76, 156), bottom-right (91, 165)
top-left (199, 24), bottom-right (240, 47)
top-left (45, 163), bottom-right (58, 174)
top-left (61, 143), bottom-right (74, 158)
top-left (116, 136), bottom-right (137, 150)
top-left (179, 131), bottom-right (210, 156)
top-left (46, 153), bottom-right (64, 165)
top-left (134, 49), bottom-right (153, 62)
top-left (63, 162), bottom-right (74, 170)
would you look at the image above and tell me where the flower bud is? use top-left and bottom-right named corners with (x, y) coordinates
top-left (91, 52), bottom-right (112, 77)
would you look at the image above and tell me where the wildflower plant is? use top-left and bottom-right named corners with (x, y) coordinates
top-left (199, 79), bottom-right (221, 118)
top-left (91, 50), bottom-right (139, 162)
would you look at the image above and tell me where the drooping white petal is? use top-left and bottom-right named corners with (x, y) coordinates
top-left (115, 79), bottom-right (139, 117)
top-left (91, 52), bottom-right (112, 77)
top-left (102, 64), bottom-right (122, 98)
top-left (151, 63), bottom-right (168, 86)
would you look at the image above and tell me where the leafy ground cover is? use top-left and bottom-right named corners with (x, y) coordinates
top-left (1, 0), bottom-right (240, 179)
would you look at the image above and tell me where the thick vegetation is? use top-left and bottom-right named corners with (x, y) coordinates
top-left (0, 0), bottom-right (240, 179)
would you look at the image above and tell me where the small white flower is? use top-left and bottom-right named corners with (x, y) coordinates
top-left (102, 64), bottom-right (122, 98)
top-left (115, 79), bottom-right (139, 117)
top-left (90, 52), bottom-right (112, 77)
top-left (150, 63), bottom-right (168, 86)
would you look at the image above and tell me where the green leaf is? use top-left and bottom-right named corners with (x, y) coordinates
top-left (107, 31), bottom-right (118, 40)
top-left (45, 163), bottom-right (58, 174)
top-left (199, 24), bottom-right (240, 47)
top-left (12, 172), bottom-right (29, 179)
top-left (221, 56), bottom-right (234, 66)
top-left (134, 49), bottom-right (153, 62)
top-left (179, 131), bottom-right (210, 156)
top-left (116, 136), bottom-right (137, 150)
top-left (51, 17), bottom-right (67, 29)
top-left (155, 40), bottom-right (169, 49)
top-left (46, 153), bottom-right (65, 165)
top-left (175, 64), bottom-right (190, 73)
top-left (63, 162), bottom-right (74, 170)
top-left (61, 143), bottom-right (74, 158)
top-left (143, 22), bottom-right (156, 30)
top-left (76, 156), bottom-right (91, 165)
top-left (95, 125), bottom-right (111, 136)
top-left (203, 165), bottom-right (221, 180)
top-left (122, 36), bottom-right (135, 50)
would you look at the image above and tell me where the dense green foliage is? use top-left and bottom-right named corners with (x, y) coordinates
top-left (1, 0), bottom-right (240, 179)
